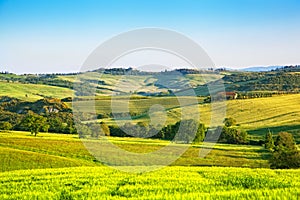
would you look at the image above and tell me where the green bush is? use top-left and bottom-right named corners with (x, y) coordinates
top-left (270, 132), bottom-right (300, 169)
top-left (0, 121), bottom-right (12, 131)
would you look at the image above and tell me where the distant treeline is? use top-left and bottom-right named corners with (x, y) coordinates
top-left (223, 72), bottom-right (300, 92)
top-left (92, 67), bottom-right (218, 75)
top-left (2, 65), bottom-right (300, 98)
top-left (271, 65), bottom-right (300, 72)
top-left (0, 73), bottom-right (74, 89)
top-left (81, 120), bottom-right (249, 145)
top-left (196, 66), bottom-right (300, 97)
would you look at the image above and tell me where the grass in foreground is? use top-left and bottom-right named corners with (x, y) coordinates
top-left (0, 166), bottom-right (299, 199)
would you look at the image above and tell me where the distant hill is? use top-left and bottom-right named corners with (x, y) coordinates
top-left (240, 66), bottom-right (284, 72)
top-left (1, 66), bottom-right (300, 99)
top-left (193, 65), bottom-right (300, 96)
top-left (240, 65), bottom-right (300, 72)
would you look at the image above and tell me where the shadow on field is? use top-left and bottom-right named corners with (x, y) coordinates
top-left (245, 112), bottom-right (298, 124)
top-left (248, 124), bottom-right (300, 143)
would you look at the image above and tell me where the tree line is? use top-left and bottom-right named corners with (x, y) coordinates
top-left (222, 71), bottom-right (300, 93)
top-left (0, 73), bottom-right (74, 89)
top-left (0, 97), bottom-right (76, 135)
top-left (78, 117), bottom-right (249, 145)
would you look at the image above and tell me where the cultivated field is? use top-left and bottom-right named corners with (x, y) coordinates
top-left (1, 166), bottom-right (299, 199)
top-left (72, 94), bottom-right (300, 141)
top-left (0, 131), bottom-right (269, 172)
top-left (59, 72), bottom-right (222, 95)
top-left (1, 72), bottom-right (300, 199)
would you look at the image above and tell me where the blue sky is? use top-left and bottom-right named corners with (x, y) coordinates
top-left (0, 0), bottom-right (300, 73)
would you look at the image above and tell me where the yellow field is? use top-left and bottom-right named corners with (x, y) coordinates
top-left (1, 166), bottom-right (299, 199)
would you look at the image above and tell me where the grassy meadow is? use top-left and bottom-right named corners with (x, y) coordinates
top-left (0, 82), bottom-right (74, 101)
top-left (0, 131), bottom-right (269, 172)
top-left (1, 166), bottom-right (299, 199)
top-left (1, 131), bottom-right (299, 199)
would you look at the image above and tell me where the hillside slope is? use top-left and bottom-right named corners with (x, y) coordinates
top-left (78, 94), bottom-right (300, 141)
top-left (0, 131), bottom-right (269, 172)
top-left (0, 82), bottom-right (73, 101)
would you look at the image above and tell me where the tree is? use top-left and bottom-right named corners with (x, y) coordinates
top-left (86, 122), bottom-right (110, 138)
top-left (264, 131), bottom-right (274, 151)
top-left (235, 129), bottom-right (248, 144)
top-left (122, 122), bottom-right (136, 137)
top-left (88, 123), bottom-right (101, 138)
top-left (161, 124), bottom-right (176, 140)
top-left (21, 113), bottom-right (48, 136)
top-left (109, 125), bottom-right (127, 137)
top-left (219, 126), bottom-right (248, 144)
top-left (76, 123), bottom-right (92, 138)
top-left (47, 115), bottom-right (63, 133)
top-left (223, 117), bottom-right (237, 127)
top-left (0, 122), bottom-right (12, 131)
top-left (205, 126), bottom-right (223, 142)
top-left (172, 119), bottom-right (205, 144)
top-left (274, 132), bottom-right (297, 152)
top-left (270, 132), bottom-right (300, 169)
top-left (100, 122), bottom-right (110, 136)
top-left (136, 122), bottom-right (149, 138)
top-left (46, 112), bottom-right (76, 134)
top-left (193, 123), bottom-right (206, 143)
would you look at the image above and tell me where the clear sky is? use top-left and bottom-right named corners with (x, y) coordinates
top-left (0, 0), bottom-right (300, 74)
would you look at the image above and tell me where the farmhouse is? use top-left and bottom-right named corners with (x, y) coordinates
top-left (218, 92), bottom-right (238, 100)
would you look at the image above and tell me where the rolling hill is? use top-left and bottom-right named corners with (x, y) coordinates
top-left (71, 94), bottom-right (300, 142)
top-left (0, 82), bottom-right (73, 101)
top-left (0, 131), bottom-right (269, 172)
top-left (1, 67), bottom-right (300, 142)
top-left (1, 68), bottom-right (300, 200)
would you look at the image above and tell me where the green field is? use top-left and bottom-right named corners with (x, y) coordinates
top-left (1, 72), bottom-right (300, 199)
top-left (0, 131), bottom-right (298, 199)
top-left (194, 94), bottom-right (300, 139)
top-left (59, 72), bottom-right (222, 95)
top-left (0, 131), bottom-right (270, 172)
top-left (1, 166), bottom-right (299, 199)
top-left (0, 82), bottom-right (74, 101)
top-left (2, 71), bottom-right (300, 140)
top-left (72, 94), bottom-right (300, 141)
